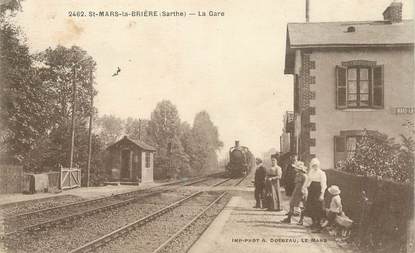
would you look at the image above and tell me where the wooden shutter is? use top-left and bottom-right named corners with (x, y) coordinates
top-left (335, 66), bottom-right (347, 109)
top-left (334, 136), bottom-right (346, 166)
top-left (372, 65), bottom-right (384, 108)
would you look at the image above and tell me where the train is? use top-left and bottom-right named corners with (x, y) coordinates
top-left (225, 141), bottom-right (255, 178)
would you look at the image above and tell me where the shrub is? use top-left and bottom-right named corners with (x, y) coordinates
top-left (342, 131), bottom-right (414, 183)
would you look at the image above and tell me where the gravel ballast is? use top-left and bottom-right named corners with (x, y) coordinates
top-left (4, 190), bottom-right (196, 253)
top-left (99, 192), bottom-right (223, 253)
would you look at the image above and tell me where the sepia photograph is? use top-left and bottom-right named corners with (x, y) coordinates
top-left (0, 0), bottom-right (413, 252)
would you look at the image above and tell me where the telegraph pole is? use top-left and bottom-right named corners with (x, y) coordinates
top-left (69, 66), bottom-right (77, 169)
top-left (86, 69), bottom-right (93, 187)
top-left (306, 0), bottom-right (310, 22)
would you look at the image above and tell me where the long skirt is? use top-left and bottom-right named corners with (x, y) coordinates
top-left (305, 181), bottom-right (324, 220)
top-left (265, 179), bottom-right (281, 211)
top-left (290, 183), bottom-right (304, 210)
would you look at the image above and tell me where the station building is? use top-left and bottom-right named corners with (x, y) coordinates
top-left (284, 2), bottom-right (414, 169)
top-left (105, 136), bottom-right (155, 184)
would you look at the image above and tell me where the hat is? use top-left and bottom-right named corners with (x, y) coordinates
top-left (293, 161), bottom-right (307, 172)
top-left (328, 185), bottom-right (341, 195)
top-left (310, 158), bottom-right (320, 168)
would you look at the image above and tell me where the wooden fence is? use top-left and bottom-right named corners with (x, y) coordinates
top-left (325, 169), bottom-right (413, 253)
top-left (61, 167), bottom-right (81, 190)
top-left (0, 165), bottom-right (23, 194)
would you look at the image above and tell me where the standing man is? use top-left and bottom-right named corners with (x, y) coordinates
top-left (283, 153), bottom-right (298, 196)
top-left (253, 158), bottom-right (266, 208)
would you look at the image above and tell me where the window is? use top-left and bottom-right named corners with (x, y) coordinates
top-left (336, 64), bottom-right (384, 109)
top-left (145, 152), bottom-right (151, 168)
top-left (346, 136), bottom-right (362, 159)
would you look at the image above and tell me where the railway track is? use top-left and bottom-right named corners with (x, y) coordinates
top-left (69, 177), bottom-right (236, 253)
top-left (3, 174), bottom-right (222, 237)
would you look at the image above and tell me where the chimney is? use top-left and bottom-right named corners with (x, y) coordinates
top-left (383, 1), bottom-right (403, 23)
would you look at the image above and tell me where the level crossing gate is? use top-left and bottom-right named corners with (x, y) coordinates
top-left (60, 167), bottom-right (81, 189)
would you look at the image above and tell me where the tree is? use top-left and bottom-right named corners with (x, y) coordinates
top-left (95, 115), bottom-right (124, 146)
top-left (190, 111), bottom-right (223, 173)
top-left (0, 12), bottom-right (54, 163)
top-left (124, 117), bottom-right (149, 142)
top-left (36, 45), bottom-right (96, 123)
top-left (146, 100), bottom-right (189, 179)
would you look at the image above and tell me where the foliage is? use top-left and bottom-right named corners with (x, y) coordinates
top-left (0, 6), bottom-right (102, 184)
top-left (342, 131), bottom-right (414, 183)
top-left (145, 100), bottom-right (189, 179)
top-left (0, 1), bottom-right (224, 182)
top-left (124, 117), bottom-right (149, 142)
top-left (0, 15), bottom-right (54, 162)
top-left (95, 115), bottom-right (124, 146)
top-left (189, 111), bottom-right (223, 173)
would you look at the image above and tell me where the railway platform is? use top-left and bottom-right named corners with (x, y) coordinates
top-left (189, 187), bottom-right (356, 253)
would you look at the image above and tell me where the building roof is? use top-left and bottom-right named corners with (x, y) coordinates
top-left (107, 136), bottom-right (156, 152)
top-left (285, 20), bottom-right (414, 74)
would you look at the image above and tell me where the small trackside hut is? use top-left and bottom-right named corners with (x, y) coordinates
top-left (105, 136), bottom-right (155, 185)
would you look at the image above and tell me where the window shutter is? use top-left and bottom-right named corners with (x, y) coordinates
top-left (334, 136), bottom-right (346, 166)
top-left (372, 65), bottom-right (384, 108)
top-left (335, 66), bottom-right (347, 109)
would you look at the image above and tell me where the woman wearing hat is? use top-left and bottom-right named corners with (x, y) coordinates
top-left (281, 161), bottom-right (308, 224)
top-left (304, 157), bottom-right (327, 232)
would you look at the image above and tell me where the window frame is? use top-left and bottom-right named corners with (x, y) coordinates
top-left (336, 61), bottom-right (384, 110)
top-left (346, 66), bottom-right (371, 109)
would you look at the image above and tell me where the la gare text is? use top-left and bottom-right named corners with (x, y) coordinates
top-left (68, 10), bottom-right (225, 18)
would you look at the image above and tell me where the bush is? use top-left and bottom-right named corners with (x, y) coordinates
top-left (342, 132), bottom-right (414, 183)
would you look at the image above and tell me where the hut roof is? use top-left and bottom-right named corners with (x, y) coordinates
top-left (107, 136), bottom-right (156, 152)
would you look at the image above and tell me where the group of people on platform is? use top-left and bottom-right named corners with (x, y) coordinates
top-left (253, 154), bottom-right (346, 233)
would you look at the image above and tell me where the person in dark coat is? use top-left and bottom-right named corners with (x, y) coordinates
top-left (283, 154), bottom-right (298, 196)
top-left (281, 161), bottom-right (308, 224)
top-left (253, 158), bottom-right (266, 208)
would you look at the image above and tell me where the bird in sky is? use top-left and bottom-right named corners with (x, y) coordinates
top-left (112, 67), bottom-right (121, 77)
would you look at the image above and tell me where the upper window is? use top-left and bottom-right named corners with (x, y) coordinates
top-left (336, 64), bottom-right (384, 109)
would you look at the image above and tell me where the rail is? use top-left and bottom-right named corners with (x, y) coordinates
top-left (152, 192), bottom-right (227, 253)
top-left (69, 177), bottom-right (232, 253)
top-left (4, 174), bottom-right (224, 237)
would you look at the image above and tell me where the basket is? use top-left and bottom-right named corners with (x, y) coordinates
top-left (335, 214), bottom-right (353, 228)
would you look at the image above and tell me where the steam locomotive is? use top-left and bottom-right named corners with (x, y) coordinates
top-left (226, 141), bottom-right (255, 178)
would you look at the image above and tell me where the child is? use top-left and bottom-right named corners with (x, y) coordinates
top-left (323, 185), bottom-right (342, 228)
top-left (281, 161), bottom-right (308, 224)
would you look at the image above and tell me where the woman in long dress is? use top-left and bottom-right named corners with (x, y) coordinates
top-left (264, 155), bottom-right (282, 211)
top-left (304, 157), bottom-right (327, 232)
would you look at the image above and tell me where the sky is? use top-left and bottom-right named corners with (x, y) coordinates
top-left (10, 0), bottom-right (414, 157)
